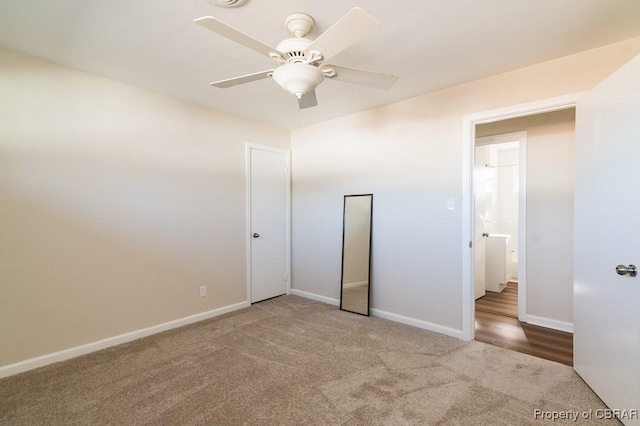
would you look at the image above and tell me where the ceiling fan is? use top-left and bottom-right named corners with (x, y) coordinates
top-left (194, 7), bottom-right (398, 109)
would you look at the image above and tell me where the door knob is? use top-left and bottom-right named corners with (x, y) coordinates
top-left (252, 233), bottom-right (260, 238)
top-left (616, 264), bottom-right (637, 277)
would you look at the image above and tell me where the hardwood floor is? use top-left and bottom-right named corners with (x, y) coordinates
top-left (475, 283), bottom-right (573, 366)
top-left (475, 282), bottom-right (518, 318)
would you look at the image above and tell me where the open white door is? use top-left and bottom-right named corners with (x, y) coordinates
top-left (574, 54), bottom-right (640, 425)
top-left (473, 145), bottom-right (488, 300)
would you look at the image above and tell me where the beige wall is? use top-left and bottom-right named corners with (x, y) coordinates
top-left (478, 109), bottom-right (576, 326)
top-left (527, 120), bottom-right (575, 324)
top-left (291, 37), bottom-right (640, 333)
top-left (0, 47), bottom-right (289, 367)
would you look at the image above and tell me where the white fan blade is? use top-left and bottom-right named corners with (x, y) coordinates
top-left (304, 8), bottom-right (380, 63)
top-left (211, 70), bottom-right (273, 88)
top-left (324, 65), bottom-right (398, 90)
top-left (298, 90), bottom-right (318, 109)
top-left (195, 16), bottom-right (279, 58)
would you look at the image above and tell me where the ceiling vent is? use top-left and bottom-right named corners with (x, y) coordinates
top-left (206, 0), bottom-right (248, 7)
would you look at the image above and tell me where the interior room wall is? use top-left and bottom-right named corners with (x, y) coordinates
top-left (290, 37), bottom-right (640, 335)
top-left (478, 109), bottom-right (576, 327)
top-left (527, 121), bottom-right (574, 325)
top-left (0, 46), bottom-right (289, 368)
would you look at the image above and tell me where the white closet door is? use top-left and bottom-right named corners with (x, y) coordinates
top-left (248, 145), bottom-right (289, 303)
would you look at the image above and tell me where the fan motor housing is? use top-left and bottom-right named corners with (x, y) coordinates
top-left (276, 37), bottom-right (313, 63)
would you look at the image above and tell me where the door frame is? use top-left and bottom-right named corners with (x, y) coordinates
top-left (461, 93), bottom-right (583, 341)
top-left (475, 131), bottom-right (527, 320)
top-left (245, 142), bottom-right (291, 304)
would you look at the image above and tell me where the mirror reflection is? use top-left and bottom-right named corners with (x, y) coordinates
top-left (340, 194), bottom-right (373, 316)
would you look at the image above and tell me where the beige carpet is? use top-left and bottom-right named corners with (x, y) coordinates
top-left (0, 296), bottom-right (614, 425)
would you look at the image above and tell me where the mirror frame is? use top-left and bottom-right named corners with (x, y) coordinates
top-left (339, 194), bottom-right (373, 316)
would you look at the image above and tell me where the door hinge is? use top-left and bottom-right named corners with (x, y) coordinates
top-left (469, 241), bottom-right (473, 248)
top-left (284, 272), bottom-right (289, 282)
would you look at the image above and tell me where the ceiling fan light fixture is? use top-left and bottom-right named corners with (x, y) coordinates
top-left (272, 64), bottom-right (324, 100)
top-left (195, 7), bottom-right (398, 109)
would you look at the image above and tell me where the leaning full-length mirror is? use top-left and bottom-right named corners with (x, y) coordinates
top-left (340, 194), bottom-right (373, 316)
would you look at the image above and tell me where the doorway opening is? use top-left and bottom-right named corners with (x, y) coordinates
top-left (462, 95), bottom-right (580, 365)
top-left (473, 133), bottom-right (524, 316)
top-left (472, 129), bottom-right (573, 365)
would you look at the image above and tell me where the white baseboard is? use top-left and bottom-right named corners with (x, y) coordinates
top-left (370, 308), bottom-right (463, 340)
top-left (526, 315), bottom-right (574, 333)
top-left (291, 288), bottom-right (340, 306)
top-left (0, 300), bottom-right (250, 379)
top-left (291, 288), bottom-right (463, 340)
top-left (342, 281), bottom-right (368, 289)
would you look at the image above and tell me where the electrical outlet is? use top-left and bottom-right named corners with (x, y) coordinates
top-left (199, 285), bottom-right (207, 297)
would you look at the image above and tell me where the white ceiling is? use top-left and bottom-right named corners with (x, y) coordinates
top-left (1, 0), bottom-right (640, 129)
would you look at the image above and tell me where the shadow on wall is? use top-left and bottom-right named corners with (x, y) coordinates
top-left (0, 149), bottom-right (245, 366)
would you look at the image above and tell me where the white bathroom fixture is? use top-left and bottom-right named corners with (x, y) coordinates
top-left (485, 234), bottom-right (510, 293)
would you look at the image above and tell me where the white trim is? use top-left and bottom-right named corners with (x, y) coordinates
top-left (245, 143), bottom-right (292, 304)
top-left (0, 301), bottom-right (250, 379)
top-left (526, 315), bottom-right (574, 334)
top-left (476, 132), bottom-right (525, 146)
top-left (518, 133), bottom-right (527, 323)
top-left (245, 143), bottom-right (252, 304)
top-left (474, 131), bottom-right (528, 323)
top-left (342, 281), bottom-right (368, 289)
top-left (464, 93), bottom-right (584, 126)
top-left (370, 309), bottom-right (463, 340)
top-left (292, 289), bottom-right (463, 339)
top-left (291, 289), bottom-right (340, 306)
top-left (462, 92), bottom-right (584, 341)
